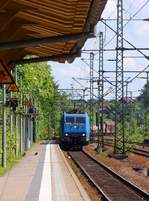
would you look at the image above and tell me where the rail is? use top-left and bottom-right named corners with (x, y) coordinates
top-left (68, 150), bottom-right (149, 201)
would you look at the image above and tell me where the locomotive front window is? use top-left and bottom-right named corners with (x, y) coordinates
top-left (76, 117), bottom-right (85, 124)
top-left (66, 117), bottom-right (74, 123)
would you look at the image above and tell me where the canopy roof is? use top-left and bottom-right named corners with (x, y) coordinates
top-left (0, 0), bottom-right (107, 68)
top-left (0, 59), bottom-right (14, 83)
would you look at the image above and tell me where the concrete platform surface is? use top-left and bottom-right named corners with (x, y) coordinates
top-left (0, 141), bottom-right (91, 201)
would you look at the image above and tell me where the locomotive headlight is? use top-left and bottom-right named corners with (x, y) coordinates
top-left (65, 133), bottom-right (68, 136)
top-left (82, 133), bottom-right (85, 136)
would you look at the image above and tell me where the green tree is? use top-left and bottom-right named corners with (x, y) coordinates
top-left (139, 83), bottom-right (149, 111)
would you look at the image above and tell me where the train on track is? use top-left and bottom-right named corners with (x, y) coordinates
top-left (60, 112), bottom-right (90, 149)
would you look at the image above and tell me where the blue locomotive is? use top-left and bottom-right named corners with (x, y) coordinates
top-left (61, 112), bottom-right (90, 149)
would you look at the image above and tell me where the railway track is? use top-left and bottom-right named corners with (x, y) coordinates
top-left (103, 138), bottom-right (149, 157)
top-left (133, 147), bottom-right (149, 157)
top-left (68, 151), bottom-right (149, 201)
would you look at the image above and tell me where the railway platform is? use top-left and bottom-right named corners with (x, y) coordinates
top-left (0, 141), bottom-right (90, 201)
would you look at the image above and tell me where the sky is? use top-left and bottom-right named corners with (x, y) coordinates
top-left (50, 0), bottom-right (149, 100)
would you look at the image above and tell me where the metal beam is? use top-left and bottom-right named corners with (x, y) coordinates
top-left (20, 74), bottom-right (23, 153)
top-left (10, 70), bottom-right (13, 137)
top-left (103, 70), bottom-right (149, 73)
top-left (58, 88), bottom-right (86, 91)
top-left (101, 18), bottom-right (149, 21)
top-left (96, 32), bottom-right (104, 152)
top-left (15, 67), bottom-right (18, 156)
top-left (0, 32), bottom-right (94, 50)
top-left (114, 0), bottom-right (126, 157)
top-left (9, 52), bottom-right (81, 65)
top-left (90, 52), bottom-right (94, 141)
top-left (82, 48), bottom-right (149, 52)
top-left (101, 20), bottom-right (149, 60)
top-left (2, 84), bottom-right (6, 167)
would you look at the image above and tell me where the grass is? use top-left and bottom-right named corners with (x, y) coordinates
top-left (0, 154), bottom-right (24, 176)
top-left (0, 141), bottom-right (39, 176)
top-left (96, 151), bottom-right (107, 157)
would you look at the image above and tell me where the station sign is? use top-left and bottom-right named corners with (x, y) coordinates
top-left (7, 83), bottom-right (19, 92)
top-left (23, 98), bottom-right (32, 108)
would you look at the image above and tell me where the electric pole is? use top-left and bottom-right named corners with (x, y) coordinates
top-left (90, 52), bottom-right (94, 141)
top-left (96, 32), bottom-right (104, 152)
top-left (20, 73), bottom-right (23, 153)
top-left (15, 66), bottom-right (18, 156)
top-left (2, 84), bottom-right (6, 167)
top-left (114, 0), bottom-right (126, 158)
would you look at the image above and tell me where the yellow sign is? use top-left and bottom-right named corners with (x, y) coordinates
top-left (7, 83), bottom-right (19, 92)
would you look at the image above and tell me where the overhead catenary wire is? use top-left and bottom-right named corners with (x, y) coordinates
top-left (125, 0), bottom-right (136, 15)
top-left (101, 18), bottom-right (149, 21)
top-left (128, 65), bottom-right (149, 83)
top-left (103, 0), bottom-right (149, 47)
top-left (78, 1), bottom-right (149, 102)
top-left (80, 58), bottom-right (116, 87)
top-left (104, 65), bottom-right (149, 98)
top-left (124, 0), bottom-right (149, 27)
top-left (101, 20), bottom-right (149, 60)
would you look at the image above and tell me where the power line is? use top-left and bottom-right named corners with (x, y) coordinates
top-left (82, 48), bottom-right (149, 52)
top-left (103, 0), bottom-right (149, 47)
top-left (101, 18), bottom-right (149, 21)
top-left (128, 65), bottom-right (149, 83)
top-left (101, 20), bottom-right (149, 60)
top-left (124, 0), bottom-right (149, 27)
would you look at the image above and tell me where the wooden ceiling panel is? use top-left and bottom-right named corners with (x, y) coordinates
top-left (0, 0), bottom-right (107, 65)
top-left (25, 42), bottom-right (73, 57)
top-left (22, 25), bottom-right (61, 36)
top-left (0, 23), bottom-right (34, 44)
top-left (0, 48), bottom-right (26, 67)
top-left (0, 0), bottom-right (11, 10)
top-left (17, 11), bottom-right (80, 31)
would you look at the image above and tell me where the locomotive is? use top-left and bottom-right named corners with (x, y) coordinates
top-left (60, 112), bottom-right (90, 149)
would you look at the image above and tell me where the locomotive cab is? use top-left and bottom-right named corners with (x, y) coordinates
top-left (61, 112), bottom-right (90, 149)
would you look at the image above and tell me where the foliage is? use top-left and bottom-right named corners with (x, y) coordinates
top-left (0, 61), bottom-right (72, 172)
top-left (0, 105), bottom-right (18, 172)
top-left (138, 83), bottom-right (149, 112)
top-left (18, 62), bottom-right (64, 139)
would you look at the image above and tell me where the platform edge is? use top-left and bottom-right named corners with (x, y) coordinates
top-left (58, 146), bottom-right (91, 201)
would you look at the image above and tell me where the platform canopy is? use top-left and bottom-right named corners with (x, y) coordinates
top-left (0, 0), bottom-right (107, 69)
top-left (0, 59), bottom-right (15, 83)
